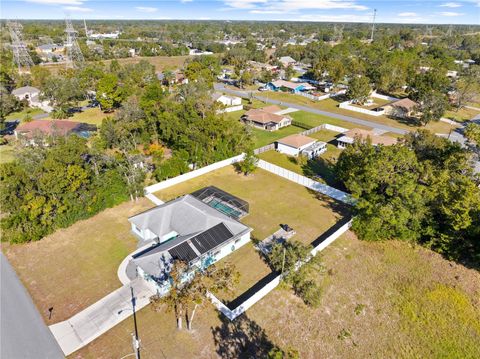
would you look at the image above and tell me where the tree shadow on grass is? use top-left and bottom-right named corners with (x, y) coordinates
top-left (211, 312), bottom-right (275, 359)
top-left (306, 188), bottom-right (352, 218)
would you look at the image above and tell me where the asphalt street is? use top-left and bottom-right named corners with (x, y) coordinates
top-left (1, 253), bottom-right (64, 359)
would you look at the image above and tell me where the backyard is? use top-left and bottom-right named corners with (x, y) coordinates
top-left (43, 107), bottom-right (111, 126)
top-left (2, 198), bottom-right (154, 323)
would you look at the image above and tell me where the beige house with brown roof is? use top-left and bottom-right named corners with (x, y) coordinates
top-left (381, 98), bottom-right (418, 119)
top-left (276, 134), bottom-right (326, 158)
top-left (241, 105), bottom-right (292, 131)
top-left (337, 129), bottom-right (397, 149)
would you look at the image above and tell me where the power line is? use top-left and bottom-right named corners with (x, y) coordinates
top-left (370, 8), bottom-right (377, 42)
top-left (7, 20), bottom-right (34, 72)
top-left (65, 17), bottom-right (84, 69)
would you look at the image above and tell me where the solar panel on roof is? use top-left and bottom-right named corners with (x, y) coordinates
top-left (169, 242), bottom-right (198, 263)
top-left (190, 222), bottom-right (233, 254)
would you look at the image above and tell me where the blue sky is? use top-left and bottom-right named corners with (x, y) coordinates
top-left (1, 0), bottom-right (479, 24)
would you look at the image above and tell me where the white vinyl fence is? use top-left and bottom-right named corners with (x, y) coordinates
top-left (299, 92), bottom-right (331, 101)
top-left (323, 123), bottom-right (349, 133)
top-left (371, 91), bottom-right (399, 102)
top-left (254, 144), bottom-right (275, 155)
top-left (339, 101), bottom-right (385, 117)
top-left (144, 154), bottom-right (245, 194)
top-left (208, 217), bottom-right (352, 320)
top-left (257, 159), bottom-right (353, 204)
top-left (217, 105), bottom-right (244, 114)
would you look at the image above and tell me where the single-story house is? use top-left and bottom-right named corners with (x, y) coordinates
top-left (128, 191), bottom-right (252, 288)
top-left (212, 93), bottom-right (242, 107)
top-left (12, 86), bottom-right (40, 102)
top-left (241, 105), bottom-right (292, 131)
top-left (279, 56), bottom-right (296, 67)
top-left (267, 80), bottom-right (315, 94)
top-left (381, 98), bottom-right (418, 119)
top-left (336, 128), bottom-right (397, 149)
top-left (275, 134), bottom-right (327, 158)
top-left (14, 120), bottom-right (95, 143)
top-left (11, 86), bottom-right (53, 113)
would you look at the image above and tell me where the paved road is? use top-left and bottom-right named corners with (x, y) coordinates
top-left (1, 253), bottom-right (64, 359)
top-left (214, 83), bottom-right (407, 135)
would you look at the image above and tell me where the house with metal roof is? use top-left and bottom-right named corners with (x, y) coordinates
top-left (128, 193), bottom-right (252, 288)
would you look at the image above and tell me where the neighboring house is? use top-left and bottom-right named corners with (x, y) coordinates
top-left (241, 105), bottom-right (292, 131)
top-left (189, 49), bottom-right (213, 56)
top-left (12, 86), bottom-right (53, 113)
top-left (381, 98), bottom-right (418, 119)
top-left (14, 120), bottom-right (95, 144)
top-left (213, 93), bottom-right (242, 106)
top-left (336, 128), bottom-right (397, 149)
top-left (36, 44), bottom-right (65, 54)
top-left (156, 71), bottom-right (188, 85)
top-left (279, 56), bottom-right (296, 67)
top-left (128, 189), bottom-right (252, 290)
top-left (267, 80), bottom-right (315, 93)
top-left (275, 134), bottom-right (327, 158)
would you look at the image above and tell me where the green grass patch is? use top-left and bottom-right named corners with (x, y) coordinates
top-left (445, 107), bottom-right (480, 123)
top-left (0, 144), bottom-right (16, 164)
top-left (397, 283), bottom-right (480, 358)
top-left (263, 92), bottom-right (457, 134)
top-left (5, 107), bottom-right (45, 121)
top-left (44, 107), bottom-right (111, 126)
top-left (251, 125), bottom-right (305, 148)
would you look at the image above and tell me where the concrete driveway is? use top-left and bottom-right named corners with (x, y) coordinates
top-left (49, 278), bottom-right (155, 356)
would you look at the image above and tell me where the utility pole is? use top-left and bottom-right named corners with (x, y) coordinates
top-left (65, 17), bottom-right (84, 69)
top-left (281, 246), bottom-right (286, 276)
top-left (7, 20), bottom-right (34, 72)
top-left (130, 287), bottom-right (141, 359)
top-left (370, 8), bottom-right (377, 42)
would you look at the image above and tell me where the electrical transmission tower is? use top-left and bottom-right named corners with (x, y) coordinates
top-left (370, 8), bottom-right (377, 42)
top-left (7, 20), bottom-right (34, 72)
top-left (65, 18), bottom-right (84, 69)
top-left (446, 25), bottom-right (453, 37)
top-left (424, 26), bottom-right (433, 37)
top-left (333, 24), bottom-right (344, 42)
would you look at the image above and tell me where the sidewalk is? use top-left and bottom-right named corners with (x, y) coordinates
top-left (49, 278), bottom-right (155, 356)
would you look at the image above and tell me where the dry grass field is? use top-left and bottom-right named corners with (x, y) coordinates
top-left (44, 55), bottom-right (190, 73)
top-left (72, 232), bottom-right (480, 359)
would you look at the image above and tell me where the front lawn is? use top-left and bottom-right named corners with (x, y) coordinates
top-left (2, 199), bottom-right (154, 322)
top-left (444, 107), bottom-right (480, 122)
top-left (262, 92), bottom-right (457, 135)
top-left (289, 111), bottom-right (371, 130)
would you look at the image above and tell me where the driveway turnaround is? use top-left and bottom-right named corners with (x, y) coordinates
top-left (1, 253), bottom-right (64, 359)
top-left (49, 278), bottom-right (155, 356)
